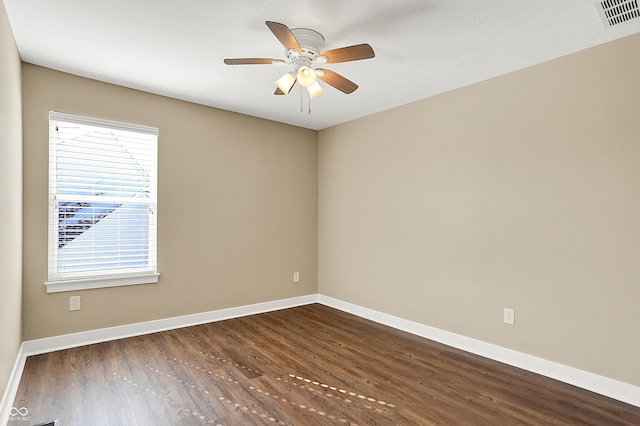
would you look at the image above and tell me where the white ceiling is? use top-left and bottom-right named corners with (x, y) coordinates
top-left (4, 0), bottom-right (640, 130)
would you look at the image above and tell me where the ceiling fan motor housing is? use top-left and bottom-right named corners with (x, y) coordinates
top-left (291, 28), bottom-right (325, 60)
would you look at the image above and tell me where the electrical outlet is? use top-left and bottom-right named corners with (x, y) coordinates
top-left (70, 296), bottom-right (81, 311)
top-left (504, 308), bottom-right (515, 325)
top-left (293, 272), bottom-right (300, 283)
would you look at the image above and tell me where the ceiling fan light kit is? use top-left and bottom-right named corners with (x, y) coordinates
top-left (224, 21), bottom-right (375, 112)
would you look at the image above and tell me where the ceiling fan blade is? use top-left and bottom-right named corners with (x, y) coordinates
top-left (317, 68), bottom-right (358, 94)
top-left (224, 58), bottom-right (285, 65)
top-left (275, 87), bottom-right (285, 95)
top-left (319, 44), bottom-right (375, 63)
top-left (265, 21), bottom-right (301, 52)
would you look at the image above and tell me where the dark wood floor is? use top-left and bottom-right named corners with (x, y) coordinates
top-left (11, 304), bottom-right (640, 425)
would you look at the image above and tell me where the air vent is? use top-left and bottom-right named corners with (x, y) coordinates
top-left (596, 0), bottom-right (640, 27)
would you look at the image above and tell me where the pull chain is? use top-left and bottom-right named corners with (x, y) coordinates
top-left (298, 86), bottom-right (312, 114)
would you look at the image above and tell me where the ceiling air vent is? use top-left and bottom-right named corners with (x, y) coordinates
top-left (596, 0), bottom-right (640, 27)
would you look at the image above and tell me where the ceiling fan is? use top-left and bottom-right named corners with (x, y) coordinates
top-left (224, 21), bottom-right (375, 101)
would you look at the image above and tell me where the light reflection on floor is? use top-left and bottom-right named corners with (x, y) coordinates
top-left (112, 350), bottom-right (396, 424)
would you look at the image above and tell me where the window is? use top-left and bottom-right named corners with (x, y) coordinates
top-left (46, 111), bottom-right (159, 293)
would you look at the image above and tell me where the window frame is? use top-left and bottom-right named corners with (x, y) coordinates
top-left (45, 111), bottom-right (159, 293)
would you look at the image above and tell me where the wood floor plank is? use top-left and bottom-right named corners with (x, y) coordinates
top-left (11, 304), bottom-right (640, 425)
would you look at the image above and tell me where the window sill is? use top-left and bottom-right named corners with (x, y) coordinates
top-left (45, 273), bottom-right (160, 293)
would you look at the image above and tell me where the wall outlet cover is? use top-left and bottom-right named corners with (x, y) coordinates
top-left (69, 296), bottom-right (81, 311)
top-left (504, 307), bottom-right (515, 325)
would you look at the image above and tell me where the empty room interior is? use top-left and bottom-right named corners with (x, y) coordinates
top-left (2, 1), bottom-right (640, 425)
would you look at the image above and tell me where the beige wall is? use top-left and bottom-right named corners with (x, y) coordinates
top-left (22, 64), bottom-right (318, 340)
top-left (319, 33), bottom-right (640, 386)
top-left (0, 0), bottom-right (22, 399)
top-left (12, 16), bottom-right (640, 394)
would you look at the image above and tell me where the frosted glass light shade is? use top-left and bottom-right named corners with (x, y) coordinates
top-left (274, 72), bottom-right (296, 94)
top-left (308, 81), bottom-right (324, 99)
top-left (297, 66), bottom-right (317, 88)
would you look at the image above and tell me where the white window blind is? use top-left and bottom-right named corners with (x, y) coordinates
top-left (46, 111), bottom-right (159, 293)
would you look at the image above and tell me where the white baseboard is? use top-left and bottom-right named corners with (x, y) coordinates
top-left (0, 343), bottom-right (27, 426)
top-left (2, 291), bottom-right (638, 425)
top-left (318, 294), bottom-right (640, 408)
top-left (22, 294), bottom-right (319, 356)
